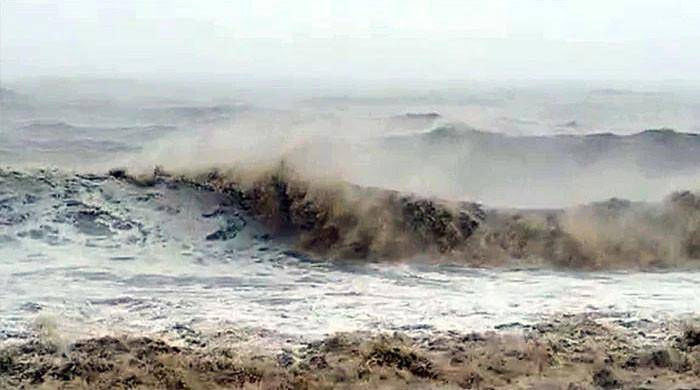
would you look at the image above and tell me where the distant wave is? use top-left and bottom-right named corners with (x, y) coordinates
top-left (383, 125), bottom-right (700, 175)
top-left (0, 122), bottom-right (178, 164)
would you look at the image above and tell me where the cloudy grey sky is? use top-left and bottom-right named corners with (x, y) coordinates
top-left (2, 0), bottom-right (699, 82)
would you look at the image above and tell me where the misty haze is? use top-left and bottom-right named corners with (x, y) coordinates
top-left (1, 1), bottom-right (699, 389)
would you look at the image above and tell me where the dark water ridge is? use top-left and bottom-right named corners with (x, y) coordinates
top-left (191, 164), bottom-right (700, 268)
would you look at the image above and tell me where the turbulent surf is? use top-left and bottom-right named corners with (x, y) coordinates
top-left (2, 80), bottom-right (700, 389)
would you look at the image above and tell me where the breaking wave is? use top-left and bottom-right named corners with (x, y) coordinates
top-left (93, 164), bottom-right (700, 269)
top-left (2, 160), bottom-right (699, 269)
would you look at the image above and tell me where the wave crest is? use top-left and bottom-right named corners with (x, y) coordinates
top-left (186, 165), bottom-right (484, 259)
top-left (130, 164), bottom-right (700, 269)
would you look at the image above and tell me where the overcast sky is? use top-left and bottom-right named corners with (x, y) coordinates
top-left (2, 0), bottom-right (699, 82)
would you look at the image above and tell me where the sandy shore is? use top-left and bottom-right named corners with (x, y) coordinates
top-left (1, 314), bottom-right (698, 389)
